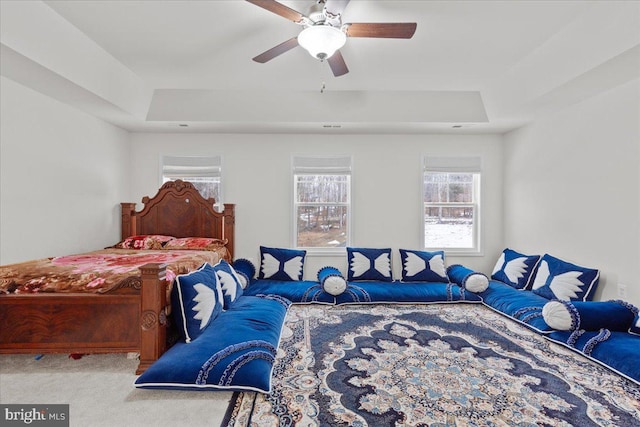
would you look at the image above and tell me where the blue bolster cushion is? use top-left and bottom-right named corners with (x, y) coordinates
top-left (446, 264), bottom-right (489, 293)
top-left (317, 266), bottom-right (347, 296)
top-left (542, 299), bottom-right (638, 332)
top-left (232, 258), bottom-right (256, 288)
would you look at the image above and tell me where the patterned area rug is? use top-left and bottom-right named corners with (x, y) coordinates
top-left (222, 304), bottom-right (640, 426)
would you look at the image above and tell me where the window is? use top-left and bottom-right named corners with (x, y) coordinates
top-left (293, 156), bottom-right (351, 250)
top-left (161, 155), bottom-right (222, 209)
top-left (423, 157), bottom-right (481, 253)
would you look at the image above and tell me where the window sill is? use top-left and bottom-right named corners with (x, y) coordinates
top-left (299, 247), bottom-right (347, 257)
top-left (427, 249), bottom-right (484, 257)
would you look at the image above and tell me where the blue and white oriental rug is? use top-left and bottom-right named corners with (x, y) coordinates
top-left (222, 304), bottom-right (640, 426)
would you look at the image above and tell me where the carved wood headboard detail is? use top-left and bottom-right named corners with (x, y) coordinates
top-left (121, 180), bottom-right (235, 259)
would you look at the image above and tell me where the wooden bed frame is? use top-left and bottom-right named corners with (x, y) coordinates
top-left (0, 180), bottom-right (235, 374)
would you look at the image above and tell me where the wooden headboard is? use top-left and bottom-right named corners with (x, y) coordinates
top-left (120, 180), bottom-right (235, 258)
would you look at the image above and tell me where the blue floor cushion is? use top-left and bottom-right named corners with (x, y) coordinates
top-left (479, 280), bottom-right (553, 333)
top-left (243, 279), bottom-right (335, 304)
top-left (135, 295), bottom-right (290, 392)
top-left (336, 281), bottom-right (482, 305)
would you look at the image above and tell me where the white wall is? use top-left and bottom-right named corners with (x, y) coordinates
top-left (6, 69), bottom-right (635, 306)
top-left (503, 78), bottom-right (640, 306)
top-left (0, 76), bottom-right (131, 264)
top-left (129, 133), bottom-right (503, 279)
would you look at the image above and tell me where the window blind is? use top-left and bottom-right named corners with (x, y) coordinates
top-left (162, 155), bottom-right (222, 178)
top-left (424, 156), bottom-right (481, 173)
top-left (292, 156), bottom-right (352, 175)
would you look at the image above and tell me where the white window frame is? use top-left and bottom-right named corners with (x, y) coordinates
top-left (161, 155), bottom-right (222, 210)
top-left (292, 155), bottom-right (352, 255)
top-left (423, 156), bottom-right (482, 255)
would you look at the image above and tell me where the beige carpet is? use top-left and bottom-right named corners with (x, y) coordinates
top-left (0, 353), bottom-right (232, 427)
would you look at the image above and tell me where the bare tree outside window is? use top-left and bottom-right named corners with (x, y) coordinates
top-left (294, 174), bottom-right (350, 248)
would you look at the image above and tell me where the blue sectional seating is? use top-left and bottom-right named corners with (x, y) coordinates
top-left (136, 295), bottom-right (290, 392)
top-left (477, 249), bottom-right (640, 385)
top-left (135, 247), bottom-right (640, 392)
top-left (478, 277), bottom-right (640, 384)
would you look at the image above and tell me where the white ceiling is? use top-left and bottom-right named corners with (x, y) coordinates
top-left (1, 0), bottom-right (639, 134)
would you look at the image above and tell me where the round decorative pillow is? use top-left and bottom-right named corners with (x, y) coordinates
top-left (542, 300), bottom-right (576, 331)
top-left (232, 258), bottom-right (256, 289)
top-left (446, 264), bottom-right (489, 293)
top-left (464, 273), bottom-right (489, 293)
top-left (317, 266), bottom-right (347, 296)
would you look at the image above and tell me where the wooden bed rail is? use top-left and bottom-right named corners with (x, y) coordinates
top-left (136, 263), bottom-right (168, 375)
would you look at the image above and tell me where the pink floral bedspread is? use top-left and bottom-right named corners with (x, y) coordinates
top-left (0, 248), bottom-right (225, 294)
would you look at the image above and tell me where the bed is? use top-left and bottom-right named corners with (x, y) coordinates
top-left (0, 180), bottom-right (235, 374)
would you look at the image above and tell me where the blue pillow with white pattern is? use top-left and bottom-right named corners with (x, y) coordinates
top-left (530, 254), bottom-right (600, 301)
top-left (347, 247), bottom-right (393, 282)
top-left (399, 249), bottom-right (448, 283)
top-left (491, 248), bottom-right (541, 289)
top-left (258, 246), bottom-right (306, 281)
top-left (630, 312), bottom-right (640, 336)
top-left (212, 259), bottom-right (244, 309)
top-left (171, 263), bottom-right (224, 343)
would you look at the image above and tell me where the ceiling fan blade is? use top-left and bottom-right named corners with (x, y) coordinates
top-left (345, 22), bottom-right (417, 39)
top-left (246, 0), bottom-right (306, 23)
top-left (324, 0), bottom-right (351, 17)
top-left (327, 50), bottom-right (349, 77)
top-left (252, 37), bottom-right (299, 63)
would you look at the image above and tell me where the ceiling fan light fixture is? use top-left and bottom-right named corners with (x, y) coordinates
top-left (298, 25), bottom-right (346, 60)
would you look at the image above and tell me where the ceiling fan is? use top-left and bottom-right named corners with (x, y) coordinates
top-left (246, 0), bottom-right (417, 77)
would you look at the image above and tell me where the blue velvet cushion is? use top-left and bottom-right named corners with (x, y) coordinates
top-left (336, 281), bottom-right (482, 305)
top-left (399, 249), bottom-right (448, 283)
top-left (529, 254), bottom-right (600, 301)
top-left (446, 264), bottom-right (489, 293)
top-left (258, 246), bottom-right (306, 281)
top-left (548, 330), bottom-right (640, 384)
top-left (317, 266), bottom-right (347, 296)
top-left (346, 247), bottom-right (392, 282)
top-left (135, 295), bottom-right (291, 392)
top-left (212, 260), bottom-right (244, 309)
top-left (243, 279), bottom-right (335, 304)
top-left (171, 263), bottom-right (224, 343)
top-left (542, 300), bottom-right (638, 331)
top-left (491, 248), bottom-right (541, 289)
top-left (232, 258), bottom-right (256, 288)
top-left (478, 280), bottom-right (553, 333)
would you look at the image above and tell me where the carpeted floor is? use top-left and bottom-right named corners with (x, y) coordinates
top-left (223, 304), bottom-right (640, 427)
top-left (0, 353), bottom-right (232, 426)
